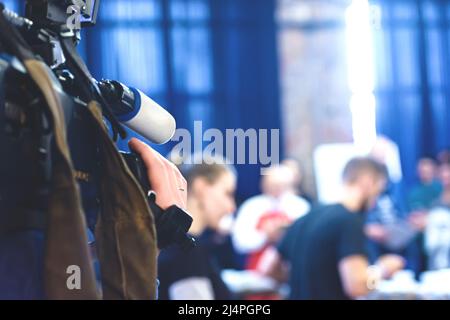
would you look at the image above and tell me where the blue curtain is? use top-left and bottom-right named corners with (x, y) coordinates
top-left (208, 0), bottom-right (282, 201)
top-left (2, 0), bottom-right (19, 12)
top-left (80, 0), bottom-right (282, 200)
top-left (372, 0), bottom-right (450, 188)
top-left (4, 0), bottom-right (282, 201)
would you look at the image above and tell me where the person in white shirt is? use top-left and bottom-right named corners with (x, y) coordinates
top-left (232, 164), bottom-right (310, 270)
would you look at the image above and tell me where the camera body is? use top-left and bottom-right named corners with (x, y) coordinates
top-left (2, 1), bottom-right (100, 70)
top-left (25, 0), bottom-right (99, 29)
top-left (21, 0), bottom-right (99, 69)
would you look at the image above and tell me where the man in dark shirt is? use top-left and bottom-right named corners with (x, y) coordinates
top-left (274, 157), bottom-right (405, 300)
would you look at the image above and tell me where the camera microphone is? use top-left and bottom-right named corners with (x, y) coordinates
top-left (98, 80), bottom-right (176, 144)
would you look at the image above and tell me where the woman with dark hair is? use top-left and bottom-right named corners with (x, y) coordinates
top-left (158, 157), bottom-right (237, 300)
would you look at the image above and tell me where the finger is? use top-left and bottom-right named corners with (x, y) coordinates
top-left (165, 161), bottom-right (186, 208)
top-left (172, 163), bottom-right (187, 190)
top-left (168, 162), bottom-right (188, 194)
top-left (149, 147), bottom-right (187, 191)
top-left (128, 138), bottom-right (187, 209)
top-left (130, 138), bottom-right (164, 162)
top-left (129, 138), bottom-right (170, 171)
top-left (128, 138), bottom-right (166, 184)
top-left (153, 151), bottom-right (187, 202)
top-left (148, 146), bottom-right (183, 189)
top-left (128, 138), bottom-right (157, 167)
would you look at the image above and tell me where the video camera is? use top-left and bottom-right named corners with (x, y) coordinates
top-left (0, 0), bottom-right (193, 249)
top-left (26, 0), bottom-right (100, 28)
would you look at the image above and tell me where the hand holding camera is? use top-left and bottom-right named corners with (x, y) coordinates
top-left (128, 138), bottom-right (187, 211)
top-left (123, 139), bottom-right (194, 250)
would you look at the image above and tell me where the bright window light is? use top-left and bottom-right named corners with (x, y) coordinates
top-left (3, 0), bottom-right (18, 12)
top-left (346, 0), bottom-right (378, 154)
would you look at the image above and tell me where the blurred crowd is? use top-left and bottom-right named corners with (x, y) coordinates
top-left (158, 141), bottom-right (450, 300)
top-left (365, 148), bottom-right (450, 275)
